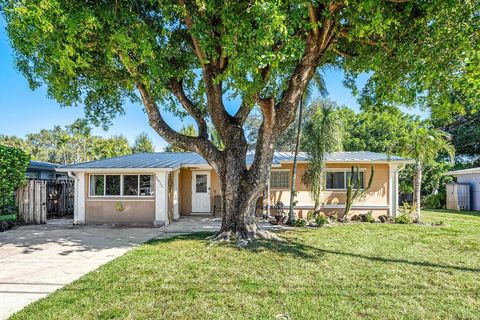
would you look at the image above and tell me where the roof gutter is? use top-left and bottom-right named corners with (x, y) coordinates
top-left (56, 167), bottom-right (174, 173)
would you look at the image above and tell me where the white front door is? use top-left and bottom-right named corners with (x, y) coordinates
top-left (192, 171), bottom-right (211, 213)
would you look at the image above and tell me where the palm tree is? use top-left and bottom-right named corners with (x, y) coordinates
top-left (403, 124), bottom-right (455, 222)
top-left (287, 70), bottom-right (328, 224)
top-left (302, 103), bottom-right (343, 213)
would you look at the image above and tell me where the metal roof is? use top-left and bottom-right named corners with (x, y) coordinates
top-left (272, 151), bottom-right (409, 163)
top-left (58, 151), bottom-right (412, 171)
top-left (28, 160), bottom-right (60, 171)
top-left (445, 167), bottom-right (480, 176)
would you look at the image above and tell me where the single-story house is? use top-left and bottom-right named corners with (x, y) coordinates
top-left (57, 151), bottom-right (413, 226)
top-left (445, 167), bottom-right (480, 211)
top-left (27, 160), bottom-right (68, 180)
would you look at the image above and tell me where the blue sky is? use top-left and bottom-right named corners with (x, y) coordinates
top-left (0, 16), bottom-right (422, 151)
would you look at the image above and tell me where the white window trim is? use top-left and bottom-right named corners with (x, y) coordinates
top-left (270, 169), bottom-right (290, 190)
top-left (325, 169), bottom-right (366, 191)
top-left (89, 174), bottom-right (155, 198)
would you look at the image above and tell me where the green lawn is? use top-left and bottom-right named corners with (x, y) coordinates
top-left (12, 210), bottom-right (480, 320)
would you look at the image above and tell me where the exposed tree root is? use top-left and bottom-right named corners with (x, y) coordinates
top-left (208, 226), bottom-right (284, 248)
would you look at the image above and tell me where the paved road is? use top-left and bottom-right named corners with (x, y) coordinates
top-left (0, 217), bottom-right (221, 319)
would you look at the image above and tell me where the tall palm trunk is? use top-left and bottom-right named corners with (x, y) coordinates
top-left (413, 159), bottom-right (422, 222)
top-left (288, 94), bottom-right (304, 224)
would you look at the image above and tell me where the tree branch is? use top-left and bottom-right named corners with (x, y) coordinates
top-left (169, 79), bottom-right (208, 138)
top-left (178, 0), bottom-right (205, 64)
top-left (332, 47), bottom-right (356, 58)
top-left (137, 83), bottom-right (221, 161)
top-left (308, 3), bottom-right (319, 36)
top-left (234, 100), bottom-right (254, 124)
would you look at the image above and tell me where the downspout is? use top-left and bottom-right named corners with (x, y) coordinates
top-left (67, 171), bottom-right (78, 225)
top-left (393, 164), bottom-right (406, 217)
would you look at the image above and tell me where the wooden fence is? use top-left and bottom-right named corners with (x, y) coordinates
top-left (15, 179), bottom-right (75, 224)
top-left (16, 180), bottom-right (47, 224)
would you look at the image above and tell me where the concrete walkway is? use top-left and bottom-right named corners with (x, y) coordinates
top-left (0, 217), bottom-right (221, 319)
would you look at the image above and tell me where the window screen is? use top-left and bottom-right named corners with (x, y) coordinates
top-left (346, 172), bottom-right (365, 189)
top-left (326, 172), bottom-right (345, 189)
top-left (90, 175), bottom-right (105, 196)
top-left (270, 171), bottom-right (290, 189)
top-left (105, 175), bottom-right (121, 196)
top-left (123, 175), bottom-right (139, 196)
top-left (195, 174), bottom-right (208, 193)
top-left (140, 175), bottom-right (154, 196)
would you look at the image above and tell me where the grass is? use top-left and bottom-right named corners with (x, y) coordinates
top-left (11, 210), bottom-right (480, 319)
top-left (0, 214), bottom-right (16, 221)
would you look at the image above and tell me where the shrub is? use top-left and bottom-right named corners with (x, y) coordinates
top-left (362, 211), bottom-right (375, 223)
top-left (315, 213), bottom-right (328, 227)
top-left (294, 219), bottom-right (308, 227)
top-left (423, 194), bottom-right (445, 209)
top-left (306, 210), bottom-right (315, 221)
top-left (394, 214), bottom-right (412, 224)
top-left (0, 145), bottom-right (30, 215)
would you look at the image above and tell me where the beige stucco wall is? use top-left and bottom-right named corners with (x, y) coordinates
top-left (178, 162), bottom-right (390, 218)
top-left (84, 173), bottom-right (156, 225)
top-left (268, 162), bottom-right (389, 206)
top-left (179, 168), bottom-right (221, 215)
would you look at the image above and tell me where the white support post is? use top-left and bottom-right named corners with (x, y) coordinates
top-left (388, 164), bottom-right (399, 217)
top-left (74, 172), bottom-right (86, 225)
top-left (173, 170), bottom-right (180, 219)
top-left (154, 171), bottom-right (169, 226)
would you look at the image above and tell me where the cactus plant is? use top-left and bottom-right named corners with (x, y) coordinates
top-left (342, 166), bottom-right (375, 221)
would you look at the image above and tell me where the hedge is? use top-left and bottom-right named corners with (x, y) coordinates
top-left (0, 145), bottom-right (30, 216)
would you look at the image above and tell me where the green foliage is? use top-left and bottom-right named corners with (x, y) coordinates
top-left (302, 102), bottom-right (343, 209)
top-left (3, 119), bottom-right (137, 164)
top-left (399, 202), bottom-right (416, 217)
top-left (423, 194), bottom-right (446, 210)
top-left (401, 124), bottom-right (455, 168)
top-left (362, 212), bottom-right (375, 223)
top-left (0, 145), bottom-right (30, 215)
top-left (293, 218), bottom-right (308, 228)
top-left (0, 135), bottom-right (32, 154)
top-left (394, 214), bottom-right (412, 225)
top-left (340, 106), bottom-right (417, 154)
top-left (2, 0), bottom-right (477, 150)
top-left (344, 166), bottom-right (375, 220)
top-left (132, 132), bottom-right (155, 153)
top-left (315, 213), bottom-right (328, 227)
top-left (244, 100), bottom-right (321, 152)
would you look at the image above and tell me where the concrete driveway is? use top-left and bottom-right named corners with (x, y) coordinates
top-left (0, 217), bottom-right (221, 319)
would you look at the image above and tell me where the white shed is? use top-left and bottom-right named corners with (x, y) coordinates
top-left (445, 167), bottom-right (480, 211)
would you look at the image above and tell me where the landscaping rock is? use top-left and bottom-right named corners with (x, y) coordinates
top-left (378, 215), bottom-right (388, 223)
top-left (351, 215), bottom-right (361, 222)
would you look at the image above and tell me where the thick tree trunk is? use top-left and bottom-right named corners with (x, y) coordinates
top-left (413, 160), bottom-right (422, 223)
top-left (213, 153), bottom-right (280, 243)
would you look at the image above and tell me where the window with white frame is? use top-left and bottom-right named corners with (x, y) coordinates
top-left (89, 174), bottom-right (154, 197)
top-left (326, 170), bottom-right (364, 190)
top-left (270, 170), bottom-right (290, 189)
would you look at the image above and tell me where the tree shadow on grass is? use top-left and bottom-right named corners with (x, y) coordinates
top-left (147, 232), bottom-right (480, 274)
top-left (248, 238), bottom-right (480, 273)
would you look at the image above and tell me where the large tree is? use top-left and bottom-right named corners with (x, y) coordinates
top-left (133, 132), bottom-right (155, 153)
top-left (2, 0), bottom-right (478, 241)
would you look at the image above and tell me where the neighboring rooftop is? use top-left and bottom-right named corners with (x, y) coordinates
top-left (28, 160), bottom-right (60, 171)
top-left (58, 151), bottom-right (412, 171)
top-left (445, 167), bottom-right (480, 176)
